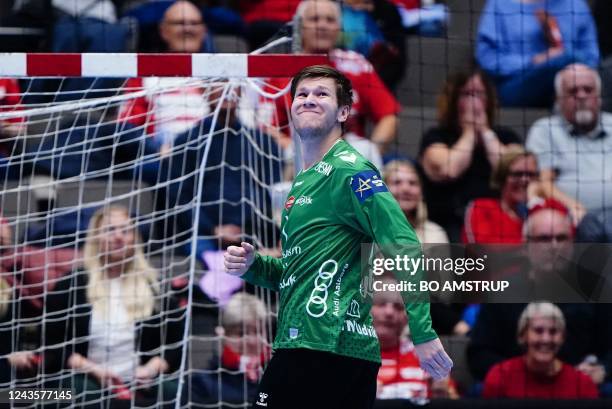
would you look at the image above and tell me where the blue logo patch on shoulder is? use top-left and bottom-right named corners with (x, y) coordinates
top-left (351, 170), bottom-right (388, 203)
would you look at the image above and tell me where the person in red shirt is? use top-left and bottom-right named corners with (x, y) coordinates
top-left (262, 0), bottom-right (400, 157)
top-left (462, 148), bottom-right (539, 244)
top-left (373, 276), bottom-right (459, 399)
top-left (483, 302), bottom-right (599, 399)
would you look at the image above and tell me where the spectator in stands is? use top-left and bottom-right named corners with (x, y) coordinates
top-left (0, 78), bottom-right (23, 179)
top-left (51, 0), bottom-right (127, 52)
top-left (476, 0), bottom-right (599, 107)
top-left (30, 107), bottom-right (161, 185)
top-left (462, 147), bottom-right (538, 244)
top-left (467, 203), bottom-right (611, 392)
top-left (44, 206), bottom-right (184, 405)
top-left (29, 0), bottom-right (132, 103)
top-left (162, 81), bottom-right (282, 257)
top-left (340, 0), bottom-right (406, 91)
top-left (236, 0), bottom-right (300, 50)
top-left (383, 160), bottom-right (448, 244)
top-left (419, 69), bottom-right (521, 242)
top-left (264, 0), bottom-right (400, 161)
top-left (373, 275), bottom-right (458, 399)
top-left (120, 0), bottom-right (213, 153)
top-left (189, 292), bottom-right (271, 405)
top-left (483, 302), bottom-right (598, 398)
top-left (526, 64), bottom-right (612, 222)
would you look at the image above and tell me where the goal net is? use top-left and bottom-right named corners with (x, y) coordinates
top-left (0, 53), bottom-right (323, 408)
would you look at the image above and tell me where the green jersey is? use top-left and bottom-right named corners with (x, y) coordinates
top-left (243, 139), bottom-right (437, 363)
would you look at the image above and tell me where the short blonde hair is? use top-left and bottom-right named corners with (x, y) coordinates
top-left (517, 302), bottom-right (565, 344)
top-left (222, 293), bottom-right (268, 329)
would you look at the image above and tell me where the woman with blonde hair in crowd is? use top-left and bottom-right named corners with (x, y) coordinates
top-left (45, 206), bottom-right (184, 405)
top-left (383, 160), bottom-right (448, 244)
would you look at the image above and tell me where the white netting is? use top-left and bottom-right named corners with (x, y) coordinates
top-left (0, 74), bottom-right (291, 408)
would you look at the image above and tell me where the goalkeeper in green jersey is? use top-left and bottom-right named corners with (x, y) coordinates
top-left (224, 65), bottom-right (452, 408)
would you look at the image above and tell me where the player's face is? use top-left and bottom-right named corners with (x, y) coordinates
top-left (501, 155), bottom-right (538, 207)
top-left (291, 77), bottom-right (348, 139)
top-left (301, 1), bottom-right (341, 53)
top-left (371, 290), bottom-right (407, 348)
top-left (522, 316), bottom-right (564, 365)
top-left (98, 210), bottom-right (136, 265)
top-left (386, 165), bottom-right (421, 214)
top-left (160, 2), bottom-right (207, 53)
top-left (558, 68), bottom-right (600, 129)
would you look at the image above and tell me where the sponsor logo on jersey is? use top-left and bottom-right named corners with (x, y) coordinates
top-left (314, 161), bottom-right (333, 176)
top-left (332, 264), bottom-right (348, 317)
top-left (279, 274), bottom-right (296, 290)
top-left (285, 196), bottom-right (295, 210)
top-left (350, 170), bottom-right (388, 203)
top-left (334, 150), bottom-right (357, 163)
top-left (282, 246), bottom-right (301, 259)
top-left (306, 259), bottom-right (338, 318)
top-left (295, 196), bottom-right (312, 206)
top-left (346, 299), bottom-right (361, 318)
top-left (343, 319), bottom-right (378, 339)
top-left (294, 180), bottom-right (304, 187)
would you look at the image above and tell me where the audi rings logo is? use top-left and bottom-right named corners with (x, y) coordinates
top-left (306, 260), bottom-right (339, 318)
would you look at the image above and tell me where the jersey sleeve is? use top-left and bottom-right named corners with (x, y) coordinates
top-left (242, 253), bottom-right (283, 291)
top-left (338, 166), bottom-right (438, 345)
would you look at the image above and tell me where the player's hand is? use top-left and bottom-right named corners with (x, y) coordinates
top-left (224, 242), bottom-right (255, 277)
top-left (414, 338), bottom-right (453, 380)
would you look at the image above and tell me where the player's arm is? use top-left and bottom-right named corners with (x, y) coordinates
top-left (341, 168), bottom-right (453, 379)
top-left (224, 242), bottom-right (283, 291)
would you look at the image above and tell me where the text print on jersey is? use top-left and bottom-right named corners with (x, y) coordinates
top-left (306, 259), bottom-right (339, 318)
top-left (351, 170), bottom-right (388, 203)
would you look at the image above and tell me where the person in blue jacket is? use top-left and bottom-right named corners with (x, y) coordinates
top-left (476, 0), bottom-right (599, 107)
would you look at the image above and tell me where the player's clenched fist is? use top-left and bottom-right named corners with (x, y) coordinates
top-left (224, 242), bottom-right (255, 276)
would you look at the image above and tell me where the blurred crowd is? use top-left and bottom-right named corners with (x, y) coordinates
top-left (1, 0), bottom-right (612, 406)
